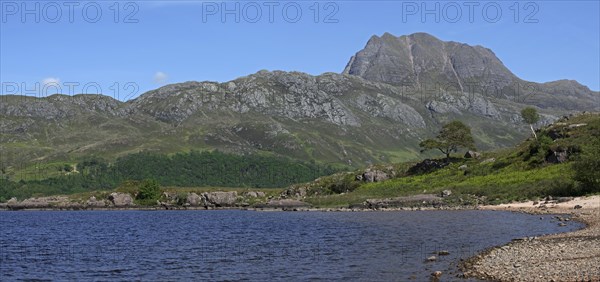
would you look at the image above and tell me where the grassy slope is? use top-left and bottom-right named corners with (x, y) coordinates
top-left (3, 113), bottom-right (597, 207)
top-left (300, 113), bottom-right (600, 208)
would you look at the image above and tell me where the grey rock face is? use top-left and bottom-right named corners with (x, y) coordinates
top-left (355, 94), bottom-right (425, 127)
top-left (108, 192), bottom-right (134, 207)
top-left (343, 32), bottom-right (517, 90)
top-left (464, 151), bottom-right (481, 159)
top-left (0, 94), bottom-right (124, 119)
top-left (127, 71), bottom-right (361, 126)
top-left (546, 149), bottom-right (569, 163)
top-left (360, 169), bottom-right (389, 183)
top-left (6, 196), bottom-right (72, 209)
top-left (202, 191), bottom-right (238, 207)
top-left (186, 193), bottom-right (202, 206)
top-left (344, 32), bottom-right (599, 111)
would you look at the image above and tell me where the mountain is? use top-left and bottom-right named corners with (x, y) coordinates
top-left (343, 32), bottom-right (598, 110)
top-left (1, 32), bottom-right (598, 180)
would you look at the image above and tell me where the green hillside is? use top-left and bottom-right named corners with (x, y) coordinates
top-left (284, 113), bottom-right (600, 208)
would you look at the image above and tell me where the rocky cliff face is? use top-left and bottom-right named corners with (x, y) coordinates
top-left (344, 32), bottom-right (598, 111)
top-left (0, 33), bottom-right (597, 174)
top-left (343, 32), bottom-right (517, 90)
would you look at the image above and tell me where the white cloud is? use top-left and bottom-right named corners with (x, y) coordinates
top-left (153, 72), bottom-right (168, 84)
top-left (41, 77), bottom-right (60, 86)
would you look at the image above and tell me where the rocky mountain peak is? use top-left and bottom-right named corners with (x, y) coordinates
top-left (343, 32), bottom-right (516, 90)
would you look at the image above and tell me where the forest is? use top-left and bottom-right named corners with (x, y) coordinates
top-left (0, 151), bottom-right (339, 201)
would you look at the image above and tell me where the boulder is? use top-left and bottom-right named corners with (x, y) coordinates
top-left (157, 200), bottom-right (172, 210)
top-left (108, 192), bottom-right (134, 207)
top-left (574, 204), bottom-right (583, 209)
top-left (7, 197), bottom-right (18, 205)
top-left (202, 191), bottom-right (238, 207)
top-left (481, 158), bottom-right (496, 164)
top-left (464, 151), bottom-right (481, 159)
top-left (441, 190), bottom-right (452, 198)
top-left (86, 196), bottom-right (106, 208)
top-left (546, 149), bottom-right (569, 163)
top-left (281, 186), bottom-right (309, 198)
top-left (244, 191), bottom-right (266, 198)
top-left (186, 193), bottom-right (202, 206)
top-left (361, 169), bottom-right (389, 182)
top-left (458, 164), bottom-right (468, 170)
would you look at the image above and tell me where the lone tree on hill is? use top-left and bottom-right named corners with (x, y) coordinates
top-left (521, 107), bottom-right (540, 140)
top-left (419, 120), bottom-right (476, 161)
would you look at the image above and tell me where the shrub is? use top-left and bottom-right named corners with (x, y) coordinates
top-left (136, 179), bottom-right (161, 205)
top-left (573, 140), bottom-right (600, 194)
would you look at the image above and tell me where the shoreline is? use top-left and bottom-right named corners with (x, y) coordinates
top-left (462, 196), bottom-right (600, 282)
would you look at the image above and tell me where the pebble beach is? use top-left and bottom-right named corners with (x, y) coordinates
top-left (463, 196), bottom-right (600, 282)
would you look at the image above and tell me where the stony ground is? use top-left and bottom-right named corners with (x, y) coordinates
top-left (463, 196), bottom-right (600, 282)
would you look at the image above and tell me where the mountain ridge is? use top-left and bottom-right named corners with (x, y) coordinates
top-left (1, 32), bottom-right (598, 179)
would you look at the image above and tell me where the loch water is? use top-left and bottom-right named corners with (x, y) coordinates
top-left (0, 210), bottom-right (582, 281)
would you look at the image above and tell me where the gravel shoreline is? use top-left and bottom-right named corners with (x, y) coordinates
top-left (462, 196), bottom-right (600, 282)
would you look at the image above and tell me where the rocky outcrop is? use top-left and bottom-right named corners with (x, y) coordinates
top-left (343, 32), bottom-right (598, 111)
top-left (343, 32), bottom-right (517, 90)
top-left (464, 151), bottom-right (481, 159)
top-left (243, 191), bottom-right (266, 198)
top-left (407, 159), bottom-right (449, 175)
top-left (86, 196), bottom-right (106, 208)
top-left (186, 193), bottom-right (202, 206)
top-left (546, 148), bottom-right (569, 164)
top-left (356, 169), bottom-right (389, 183)
top-left (5, 196), bottom-right (78, 209)
top-left (201, 191), bottom-right (238, 207)
top-left (108, 193), bottom-right (134, 207)
top-left (361, 194), bottom-right (443, 209)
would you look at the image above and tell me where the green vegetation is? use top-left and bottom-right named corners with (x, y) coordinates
top-left (521, 107), bottom-right (540, 140)
top-left (0, 151), bottom-right (339, 201)
top-left (2, 113), bottom-right (598, 210)
top-left (135, 179), bottom-right (162, 206)
top-left (573, 138), bottom-right (600, 193)
top-left (419, 120), bottom-right (476, 160)
top-left (297, 113), bottom-right (600, 208)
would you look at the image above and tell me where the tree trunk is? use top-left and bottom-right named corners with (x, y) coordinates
top-left (530, 124), bottom-right (538, 140)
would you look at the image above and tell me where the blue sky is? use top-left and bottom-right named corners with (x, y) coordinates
top-left (1, 0), bottom-right (599, 100)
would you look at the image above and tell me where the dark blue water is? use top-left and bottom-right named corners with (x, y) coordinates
top-left (0, 210), bottom-right (581, 281)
